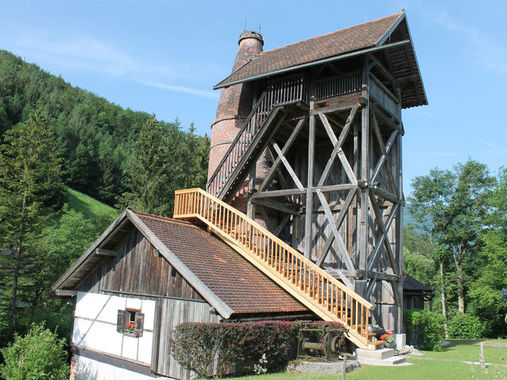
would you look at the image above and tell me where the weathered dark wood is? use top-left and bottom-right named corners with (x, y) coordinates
top-left (151, 298), bottom-right (220, 379)
top-left (79, 230), bottom-right (204, 302)
top-left (272, 142), bottom-right (304, 190)
top-left (259, 117), bottom-right (306, 192)
top-left (95, 248), bottom-right (117, 257)
top-left (304, 112), bottom-right (316, 258)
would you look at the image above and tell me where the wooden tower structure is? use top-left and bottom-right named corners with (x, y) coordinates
top-left (174, 11), bottom-right (426, 348)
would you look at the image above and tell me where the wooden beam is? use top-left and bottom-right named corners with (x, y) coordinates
top-left (304, 113), bottom-right (316, 258)
top-left (371, 113), bottom-right (398, 198)
top-left (366, 203), bottom-right (399, 275)
top-left (272, 142), bottom-right (304, 191)
top-left (251, 198), bottom-right (300, 215)
top-left (273, 214), bottom-right (291, 237)
top-left (252, 188), bottom-right (306, 199)
top-left (316, 105), bottom-right (359, 187)
top-left (259, 117), bottom-right (306, 192)
top-left (94, 248), bottom-right (117, 257)
top-left (316, 189), bottom-right (356, 274)
top-left (369, 194), bottom-right (398, 275)
top-left (368, 54), bottom-right (398, 90)
top-left (369, 272), bottom-right (401, 282)
top-left (55, 289), bottom-right (77, 297)
top-left (359, 59), bottom-right (370, 275)
top-left (316, 189), bottom-right (356, 266)
top-left (371, 186), bottom-right (402, 205)
top-left (370, 129), bottom-right (399, 184)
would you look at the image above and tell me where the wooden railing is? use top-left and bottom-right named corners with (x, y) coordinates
top-left (174, 188), bottom-right (376, 349)
top-left (207, 75), bottom-right (306, 198)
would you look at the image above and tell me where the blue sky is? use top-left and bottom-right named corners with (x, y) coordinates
top-left (1, 0), bottom-right (506, 195)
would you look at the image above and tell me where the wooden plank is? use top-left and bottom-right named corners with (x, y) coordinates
top-left (315, 189), bottom-right (356, 273)
top-left (259, 117), bottom-right (306, 192)
top-left (317, 189), bottom-right (357, 266)
top-left (94, 248), bottom-right (117, 257)
top-left (272, 142), bottom-right (304, 190)
top-left (304, 113), bottom-right (315, 258)
top-left (317, 105), bottom-right (359, 187)
top-left (55, 289), bottom-right (77, 296)
top-left (369, 194), bottom-right (398, 275)
top-left (371, 113), bottom-right (398, 198)
top-left (370, 129), bottom-right (399, 184)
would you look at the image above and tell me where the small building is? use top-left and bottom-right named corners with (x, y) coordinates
top-left (403, 275), bottom-right (433, 311)
top-left (53, 210), bottom-right (312, 380)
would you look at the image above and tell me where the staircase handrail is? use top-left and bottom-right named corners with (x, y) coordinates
top-left (207, 90), bottom-right (271, 197)
top-left (174, 188), bottom-right (374, 347)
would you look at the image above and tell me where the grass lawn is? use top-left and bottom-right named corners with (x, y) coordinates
top-left (65, 187), bottom-right (118, 220)
top-left (227, 340), bottom-right (507, 380)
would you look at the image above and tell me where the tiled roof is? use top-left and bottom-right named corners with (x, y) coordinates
top-left (215, 11), bottom-right (427, 108)
top-left (134, 211), bottom-right (308, 315)
top-left (215, 12), bottom-right (403, 89)
top-left (403, 274), bottom-right (432, 292)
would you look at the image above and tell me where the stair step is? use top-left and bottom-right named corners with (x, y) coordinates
top-left (356, 349), bottom-right (408, 366)
top-left (356, 348), bottom-right (394, 360)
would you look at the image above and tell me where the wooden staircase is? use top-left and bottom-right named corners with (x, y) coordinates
top-left (173, 188), bottom-right (381, 350)
top-left (207, 76), bottom-right (305, 201)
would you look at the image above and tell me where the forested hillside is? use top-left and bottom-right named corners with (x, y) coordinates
top-left (0, 50), bottom-right (209, 349)
top-left (0, 50), bottom-right (209, 207)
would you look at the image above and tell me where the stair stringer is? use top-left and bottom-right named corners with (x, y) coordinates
top-left (192, 214), bottom-right (373, 350)
top-left (173, 188), bottom-right (380, 350)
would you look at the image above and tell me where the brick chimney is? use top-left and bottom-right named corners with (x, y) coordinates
top-left (208, 31), bottom-right (264, 182)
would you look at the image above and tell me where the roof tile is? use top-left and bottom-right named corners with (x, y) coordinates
top-left (134, 211), bottom-right (308, 315)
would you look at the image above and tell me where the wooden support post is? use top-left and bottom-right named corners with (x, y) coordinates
top-left (358, 59), bottom-right (369, 279)
top-left (304, 111), bottom-right (315, 259)
top-left (247, 166), bottom-right (256, 219)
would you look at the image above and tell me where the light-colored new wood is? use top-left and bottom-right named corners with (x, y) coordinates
top-left (173, 188), bottom-right (377, 349)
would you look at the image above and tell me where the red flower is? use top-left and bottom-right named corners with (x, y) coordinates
top-left (380, 333), bottom-right (392, 340)
top-left (126, 322), bottom-right (135, 328)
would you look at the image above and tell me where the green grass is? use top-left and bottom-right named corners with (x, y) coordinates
top-left (65, 187), bottom-right (118, 220)
top-left (227, 340), bottom-right (507, 380)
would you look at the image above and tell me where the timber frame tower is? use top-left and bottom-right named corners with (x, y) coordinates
top-left (206, 11), bottom-right (427, 334)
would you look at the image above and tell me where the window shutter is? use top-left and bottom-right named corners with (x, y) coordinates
top-left (117, 310), bottom-right (125, 333)
top-left (135, 312), bottom-right (144, 337)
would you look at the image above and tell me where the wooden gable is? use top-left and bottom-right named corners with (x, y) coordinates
top-left (79, 226), bottom-right (204, 302)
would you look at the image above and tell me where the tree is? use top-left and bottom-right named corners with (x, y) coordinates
top-left (467, 167), bottom-right (507, 336)
top-left (409, 161), bottom-right (494, 317)
top-left (0, 110), bottom-right (64, 332)
top-left (120, 117), bottom-right (176, 216)
top-left (119, 118), bottom-right (210, 216)
top-left (0, 324), bottom-right (68, 380)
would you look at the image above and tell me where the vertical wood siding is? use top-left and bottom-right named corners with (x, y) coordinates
top-left (79, 230), bottom-right (204, 302)
top-left (151, 298), bottom-right (220, 380)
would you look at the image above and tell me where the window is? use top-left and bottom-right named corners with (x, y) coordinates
top-left (117, 309), bottom-right (144, 337)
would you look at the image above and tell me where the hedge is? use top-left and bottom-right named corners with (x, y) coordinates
top-left (448, 313), bottom-right (485, 339)
top-left (171, 321), bottom-right (299, 378)
top-left (404, 309), bottom-right (446, 350)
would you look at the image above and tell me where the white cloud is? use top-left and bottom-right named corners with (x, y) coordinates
top-left (0, 22), bottom-right (217, 100)
top-left (427, 10), bottom-right (507, 75)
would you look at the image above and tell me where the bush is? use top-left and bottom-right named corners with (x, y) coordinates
top-left (171, 321), bottom-right (299, 378)
top-left (0, 323), bottom-right (68, 380)
top-left (404, 309), bottom-right (446, 350)
top-left (448, 313), bottom-right (485, 339)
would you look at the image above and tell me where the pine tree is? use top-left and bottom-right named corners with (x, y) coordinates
top-left (0, 110), bottom-right (64, 331)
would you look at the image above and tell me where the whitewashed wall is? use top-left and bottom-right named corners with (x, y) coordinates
top-left (73, 291), bottom-right (155, 365)
top-left (75, 356), bottom-right (170, 380)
